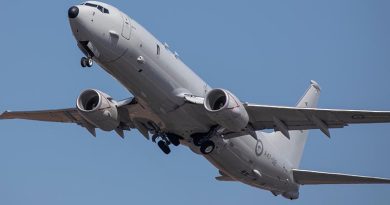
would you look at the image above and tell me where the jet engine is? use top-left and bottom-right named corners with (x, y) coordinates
top-left (204, 89), bottom-right (249, 132)
top-left (76, 89), bottom-right (120, 131)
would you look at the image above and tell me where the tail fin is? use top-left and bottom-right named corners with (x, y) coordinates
top-left (268, 80), bottom-right (321, 168)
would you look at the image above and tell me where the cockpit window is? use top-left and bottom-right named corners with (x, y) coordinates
top-left (85, 3), bottom-right (98, 8)
top-left (83, 3), bottom-right (110, 14)
top-left (97, 5), bottom-right (104, 12)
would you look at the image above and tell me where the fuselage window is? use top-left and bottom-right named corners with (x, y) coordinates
top-left (157, 44), bottom-right (160, 55)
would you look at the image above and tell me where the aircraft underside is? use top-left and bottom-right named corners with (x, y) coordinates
top-left (1, 1), bottom-right (390, 200)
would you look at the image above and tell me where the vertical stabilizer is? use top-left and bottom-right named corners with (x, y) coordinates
top-left (269, 80), bottom-right (321, 168)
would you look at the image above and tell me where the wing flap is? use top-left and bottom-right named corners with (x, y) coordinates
top-left (293, 169), bottom-right (390, 185)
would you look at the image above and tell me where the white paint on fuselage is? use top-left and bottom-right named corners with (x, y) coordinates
top-left (69, 1), bottom-right (299, 195)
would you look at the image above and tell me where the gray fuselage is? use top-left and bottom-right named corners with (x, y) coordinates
top-left (69, 1), bottom-right (299, 196)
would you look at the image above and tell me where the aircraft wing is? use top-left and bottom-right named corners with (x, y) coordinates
top-left (0, 98), bottom-right (161, 138)
top-left (0, 108), bottom-right (100, 136)
top-left (293, 169), bottom-right (390, 185)
top-left (0, 108), bottom-right (83, 123)
top-left (245, 104), bottom-right (390, 138)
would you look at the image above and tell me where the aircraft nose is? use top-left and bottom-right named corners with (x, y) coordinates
top-left (68, 6), bottom-right (79, 19)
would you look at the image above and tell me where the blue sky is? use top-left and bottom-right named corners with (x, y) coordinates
top-left (1, 0), bottom-right (390, 204)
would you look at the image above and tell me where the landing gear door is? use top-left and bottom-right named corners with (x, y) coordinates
top-left (121, 15), bottom-right (131, 40)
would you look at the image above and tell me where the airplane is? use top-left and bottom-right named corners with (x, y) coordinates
top-left (1, 1), bottom-right (390, 200)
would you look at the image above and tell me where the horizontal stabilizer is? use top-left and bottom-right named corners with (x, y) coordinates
top-left (293, 169), bottom-right (390, 185)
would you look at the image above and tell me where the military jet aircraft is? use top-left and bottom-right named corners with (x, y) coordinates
top-left (1, 1), bottom-right (390, 200)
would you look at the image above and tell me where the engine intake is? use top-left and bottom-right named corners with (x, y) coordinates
top-left (76, 89), bottom-right (119, 131)
top-left (204, 89), bottom-right (249, 132)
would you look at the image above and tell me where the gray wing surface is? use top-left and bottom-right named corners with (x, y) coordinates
top-left (293, 169), bottom-right (390, 185)
top-left (0, 108), bottom-right (83, 123)
top-left (0, 108), bottom-right (100, 136)
top-left (0, 99), bottom-right (161, 138)
top-left (245, 104), bottom-right (390, 137)
top-left (184, 89), bottom-right (390, 138)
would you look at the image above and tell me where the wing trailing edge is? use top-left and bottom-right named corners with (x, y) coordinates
top-left (293, 169), bottom-right (390, 185)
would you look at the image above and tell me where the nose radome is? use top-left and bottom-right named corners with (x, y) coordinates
top-left (68, 6), bottom-right (79, 19)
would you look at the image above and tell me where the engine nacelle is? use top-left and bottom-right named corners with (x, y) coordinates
top-left (76, 89), bottom-right (119, 131)
top-left (204, 89), bottom-right (249, 132)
